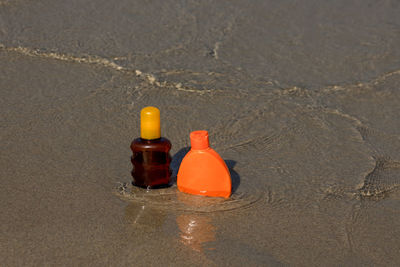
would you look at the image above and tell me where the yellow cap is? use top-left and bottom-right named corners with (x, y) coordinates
top-left (140, 106), bottom-right (161, 139)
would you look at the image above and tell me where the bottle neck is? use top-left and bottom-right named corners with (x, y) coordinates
top-left (140, 137), bottom-right (162, 142)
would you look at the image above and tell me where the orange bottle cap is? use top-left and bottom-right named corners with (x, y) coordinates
top-left (190, 130), bottom-right (209, 150)
top-left (140, 106), bottom-right (161, 140)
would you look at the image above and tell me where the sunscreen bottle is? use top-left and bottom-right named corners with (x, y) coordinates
top-left (130, 107), bottom-right (172, 188)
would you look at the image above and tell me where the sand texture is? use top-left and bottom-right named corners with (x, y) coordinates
top-left (1, 0), bottom-right (400, 266)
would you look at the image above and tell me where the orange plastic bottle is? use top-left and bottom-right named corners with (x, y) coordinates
top-left (177, 130), bottom-right (231, 198)
top-left (130, 107), bottom-right (172, 188)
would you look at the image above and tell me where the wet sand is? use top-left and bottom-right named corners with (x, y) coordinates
top-left (1, 0), bottom-right (400, 266)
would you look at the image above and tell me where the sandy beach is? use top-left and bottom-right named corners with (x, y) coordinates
top-left (1, 0), bottom-right (400, 266)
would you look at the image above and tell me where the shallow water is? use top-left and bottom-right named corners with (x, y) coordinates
top-left (1, 0), bottom-right (400, 266)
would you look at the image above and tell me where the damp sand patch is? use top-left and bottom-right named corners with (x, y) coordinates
top-left (359, 159), bottom-right (400, 198)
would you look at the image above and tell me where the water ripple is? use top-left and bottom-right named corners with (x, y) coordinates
top-left (114, 182), bottom-right (264, 213)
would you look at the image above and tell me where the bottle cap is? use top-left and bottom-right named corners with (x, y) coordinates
top-left (190, 130), bottom-right (209, 150)
top-left (141, 106), bottom-right (161, 140)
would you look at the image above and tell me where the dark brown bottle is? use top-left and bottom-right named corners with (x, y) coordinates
top-left (131, 137), bottom-right (172, 188)
top-left (130, 107), bottom-right (172, 188)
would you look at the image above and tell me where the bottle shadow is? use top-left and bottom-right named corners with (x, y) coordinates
top-left (224, 160), bottom-right (240, 194)
top-left (170, 146), bottom-right (191, 183)
top-left (171, 147), bottom-right (240, 193)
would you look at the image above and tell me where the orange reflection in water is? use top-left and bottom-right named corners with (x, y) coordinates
top-left (175, 191), bottom-right (218, 252)
top-left (176, 214), bottom-right (216, 252)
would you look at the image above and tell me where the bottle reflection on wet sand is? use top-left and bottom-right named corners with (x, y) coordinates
top-left (122, 187), bottom-right (218, 253)
top-left (125, 203), bottom-right (167, 230)
top-left (125, 202), bottom-right (216, 253)
top-left (176, 214), bottom-right (216, 252)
